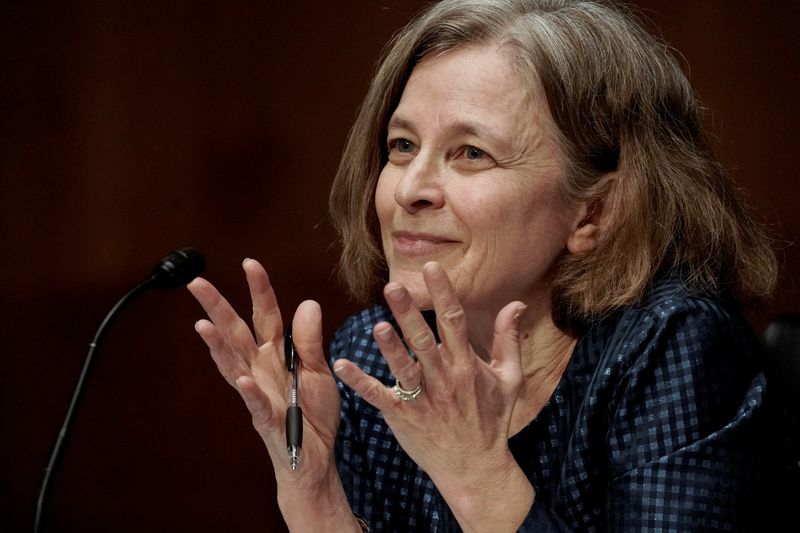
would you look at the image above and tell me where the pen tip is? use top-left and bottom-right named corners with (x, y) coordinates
top-left (288, 445), bottom-right (299, 471)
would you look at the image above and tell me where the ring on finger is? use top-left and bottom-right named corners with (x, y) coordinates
top-left (392, 379), bottom-right (423, 401)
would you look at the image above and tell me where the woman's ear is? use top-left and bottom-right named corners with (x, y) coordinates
top-left (567, 198), bottom-right (606, 255)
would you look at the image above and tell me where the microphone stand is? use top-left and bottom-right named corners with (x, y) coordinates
top-left (33, 276), bottom-right (155, 533)
top-left (33, 247), bottom-right (204, 532)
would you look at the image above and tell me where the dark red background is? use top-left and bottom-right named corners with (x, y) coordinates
top-left (2, 1), bottom-right (798, 531)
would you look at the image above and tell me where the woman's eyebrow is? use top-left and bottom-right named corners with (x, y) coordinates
top-left (447, 120), bottom-right (493, 140)
top-left (388, 115), bottom-right (510, 148)
top-left (448, 120), bottom-right (516, 155)
top-left (387, 115), bottom-right (414, 131)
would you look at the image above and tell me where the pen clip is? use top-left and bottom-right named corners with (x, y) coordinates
top-left (284, 326), bottom-right (296, 372)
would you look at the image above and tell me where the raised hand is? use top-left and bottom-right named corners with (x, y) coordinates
top-left (332, 261), bottom-right (534, 532)
top-left (188, 259), bottom-right (360, 531)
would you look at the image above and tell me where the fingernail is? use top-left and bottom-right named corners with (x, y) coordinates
top-left (242, 257), bottom-right (251, 267)
top-left (373, 324), bottom-right (393, 340)
top-left (384, 283), bottom-right (404, 302)
top-left (423, 261), bottom-right (440, 274)
top-left (235, 377), bottom-right (251, 400)
top-left (332, 360), bottom-right (348, 377)
top-left (514, 304), bottom-right (528, 322)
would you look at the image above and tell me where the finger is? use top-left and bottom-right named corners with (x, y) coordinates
top-left (383, 282), bottom-right (443, 375)
top-left (243, 258), bottom-right (283, 346)
top-left (332, 359), bottom-right (395, 412)
top-left (235, 375), bottom-right (283, 440)
top-left (422, 262), bottom-right (470, 360)
top-left (194, 319), bottom-right (252, 386)
top-left (373, 322), bottom-right (421, 390)
top-left (188, 277), bottom-right (258, 363)
top-left (291, 300), bottom-right (329, 374)
top-left (489, 301), bottom-right (527, 375)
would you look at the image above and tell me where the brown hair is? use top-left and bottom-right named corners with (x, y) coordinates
top-left (329, 0), bottom-right (777, 329)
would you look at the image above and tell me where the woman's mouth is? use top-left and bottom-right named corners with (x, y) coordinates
top-left (391, 231), bottom-right (459, 256)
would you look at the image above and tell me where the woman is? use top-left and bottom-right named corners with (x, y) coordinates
top-left (188, 0), bottom-right (777, 531)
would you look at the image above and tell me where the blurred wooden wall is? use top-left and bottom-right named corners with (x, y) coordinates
top-left (2, 1), bottom-right (797, 531)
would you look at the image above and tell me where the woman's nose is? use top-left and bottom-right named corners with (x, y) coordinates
top-left (394, 155), bottom-right (445, 214)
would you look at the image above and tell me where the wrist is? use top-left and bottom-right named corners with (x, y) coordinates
top-left (276, 463), bottom-right (361, 533)
top-left (433, 448), bottom-right (534, 533)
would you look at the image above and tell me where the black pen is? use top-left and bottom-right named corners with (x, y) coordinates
top-left (284, 327), bottom-right (302, 470)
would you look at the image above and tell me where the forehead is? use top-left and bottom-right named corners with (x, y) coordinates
top-left (390, 44), bottom-right (548, 137)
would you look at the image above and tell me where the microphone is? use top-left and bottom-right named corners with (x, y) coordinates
top-left (147, 247), bottom-right (206, 289)
top-left (33, 247), bottom-right (205, 533)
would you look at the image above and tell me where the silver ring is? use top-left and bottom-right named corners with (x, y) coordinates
top-left (392, 380), bottom-right (423, 401)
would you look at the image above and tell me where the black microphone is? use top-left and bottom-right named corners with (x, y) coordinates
top-left (33, 247), bottom-right (205, 533)
top-left (148, 247), bottom-right (206, 289)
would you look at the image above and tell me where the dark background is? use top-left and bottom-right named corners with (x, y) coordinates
top-left (2, 1), bottom-right (798, 531)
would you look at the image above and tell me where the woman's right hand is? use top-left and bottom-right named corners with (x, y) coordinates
top-left (188, 259), bottom-right (360, 531)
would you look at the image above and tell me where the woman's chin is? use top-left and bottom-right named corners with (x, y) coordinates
top-left (387, 271), bottom-right (433, 310)
top-left (404, 284), bottom-right (435, 311)
top-left (410, 293), bottom-right (434, 311)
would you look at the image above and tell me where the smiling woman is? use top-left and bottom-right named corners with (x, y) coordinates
top-left (375, 45), bottom-right (580, 332)
top-left (189, 0), bottom-right (779, 531)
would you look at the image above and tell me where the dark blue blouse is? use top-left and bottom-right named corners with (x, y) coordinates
top-left (329, 278), bottom-right (768, 531)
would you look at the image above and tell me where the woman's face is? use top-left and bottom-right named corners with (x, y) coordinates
top-left (375, 44), bottom-right (583, 317)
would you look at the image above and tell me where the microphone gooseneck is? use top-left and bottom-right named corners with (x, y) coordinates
top-left (33, 247), bottom-right (205, 533)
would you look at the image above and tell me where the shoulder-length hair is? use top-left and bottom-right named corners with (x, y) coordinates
top-left (329, 0), bottom-right (776, 330)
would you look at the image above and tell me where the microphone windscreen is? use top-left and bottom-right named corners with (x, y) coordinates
top-left (149, 247), bottom-right (206, 288)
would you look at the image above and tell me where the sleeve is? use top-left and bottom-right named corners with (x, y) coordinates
top-left (517, 499), bottom-right (575, 532)
top-left (605, 299), bottom-right (768, 531)
top-left (328, 311), bottom-right (449, 532)
top-left (334, 375), bottom-right (377, 525)
top-left (328, 318), bottom-right (377, 525)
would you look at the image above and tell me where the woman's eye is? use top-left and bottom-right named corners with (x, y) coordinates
top-left (464, 146), bottom-right (486, 160)
top-left (390, 139), bottom-right (416, 153)
top-left (452, 145), bottom-right (496, 170)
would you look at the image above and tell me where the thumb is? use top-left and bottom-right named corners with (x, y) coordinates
top-left (489, 301), bottom-right (526, 375)
top-left (291, 300), bottom-right (329, 373)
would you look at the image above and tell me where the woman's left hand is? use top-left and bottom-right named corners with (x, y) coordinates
top-left (332, 261), bottom-right (534, 532)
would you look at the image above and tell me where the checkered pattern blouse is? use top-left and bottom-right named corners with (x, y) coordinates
top-left (329, 278), bottom-right (768, 531)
